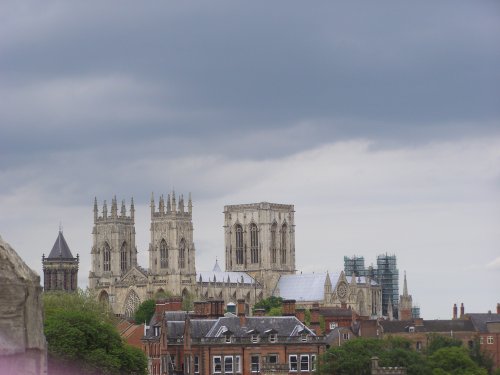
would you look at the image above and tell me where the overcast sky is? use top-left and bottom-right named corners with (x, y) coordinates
top-left (1, 1), bottom-right (499, 319)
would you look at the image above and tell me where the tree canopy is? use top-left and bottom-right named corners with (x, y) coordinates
top-left (134, 299), bottom-right (156, 324)
top-left (43, 290), bottom-right (148, 375)
top-left (318, 336), bottom-right (492, 375)
top-left (253, 296), bottom-right (283, 314)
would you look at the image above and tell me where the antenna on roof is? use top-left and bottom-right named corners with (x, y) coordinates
top-left (59, 221), bottom-right (63, 233)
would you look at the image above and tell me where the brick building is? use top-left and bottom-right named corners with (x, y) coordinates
top-left (142, 299), bottom-right (326, 375)
top-left (465, 304), bottom-right (500, 371)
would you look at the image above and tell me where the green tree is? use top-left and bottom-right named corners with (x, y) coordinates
top-left (44, 289), bottom-right (147, 375)
top-left (426, 333), bottom-right (463, 355)
top-left (268, 306), bottom-right (283, 316)
top-left (428, 347), bottom-right (488, 375)
top-left (182, 291), bottom-right (194, 311)
top-left (253, 296), bottom-right (283, 314)
top-left (134, 299), bottom-right (156, 324)
top-left (318, 337), bottom-right (429, 375)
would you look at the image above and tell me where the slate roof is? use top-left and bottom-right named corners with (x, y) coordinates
top-left (380, 319), bottom-right (475, 334)
top-left (205, 315), bottom-right (315, 338)
top-left (274, 273), bottom-right (378, 302)
top-left (325, 326), bottom-right (354, 345)
top-left (47, 231), bottom-right (75, 259)
top-left (320, 307), bottom-right (353, 317)
top-left (467, 313), bottom-right (500, 332)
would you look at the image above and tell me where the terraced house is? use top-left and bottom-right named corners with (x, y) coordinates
top-left (142, 299), bottom-right (326, 375)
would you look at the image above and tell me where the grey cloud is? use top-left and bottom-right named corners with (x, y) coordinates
top-left (1, 1), bottom-right (499, 165)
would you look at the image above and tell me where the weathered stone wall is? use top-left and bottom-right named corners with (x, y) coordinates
top-left (0, 235), bottom-right (47, 375)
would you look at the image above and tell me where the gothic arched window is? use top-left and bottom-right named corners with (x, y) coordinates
top-left (160, 239), bottom-right (168, 269)
top-left (103, 243), bottom-right (111, 272)
top-left (124, 289), bottom-right (140, 318)
top-left (250, 223), bottom-right (259, 264)
top-left (179, 239), bottom-right (186, 269)
top-left (281, 223), bottom-right (287, 264)
top-left (271, 222), bottom-right (277, 264)
top-left (235, 224), bottom-right (243, 265)
top-left (120, 242), bottom-right (128, 272)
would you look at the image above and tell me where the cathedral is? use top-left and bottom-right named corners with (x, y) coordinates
top-left (87, 193), bottom-right (384, 318)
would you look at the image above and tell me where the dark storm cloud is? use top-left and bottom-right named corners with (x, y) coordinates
top-left (1, 0), bottom-right (499, 165)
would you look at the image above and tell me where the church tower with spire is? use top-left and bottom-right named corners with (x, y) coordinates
top-left (399, 271), bottom-right (413, 320)
top-left (42, 228), bottom-right (79, 292)
top-left (149, 191), bottom-right (196, 296)
top-left (89, 197), bottom-right (137, 289)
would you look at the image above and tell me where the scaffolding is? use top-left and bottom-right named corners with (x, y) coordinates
top-left (343, 256), bottom-right (367, 277)
top-left (412, 306), bottom-right (421, 319)
top-left (343, 253), bottom-right (400, 319)
top-left (376, 254), bottom-right (399, 318)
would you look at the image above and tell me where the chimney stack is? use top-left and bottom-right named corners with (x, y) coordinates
top-left (310, 303), bottom-right (321, 334)
top-left (497, 303), bottom-right (500, 315)
top-left (253, 309), bottom-right (266, 317)
top-left (453, 304), bottom-right (458, 320)
top-left (460, 303), bottom-right (465, 319)
top-left (283, 299), bottom-right (296, 316)
top-left (237, 299), bottom-right (246, 326)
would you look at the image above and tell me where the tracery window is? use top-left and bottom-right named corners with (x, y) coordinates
top-left (271, 222), bottom-right (277, 264)
top-left (235, 224), bottom-right (243, 265)
top-left (120, 242), bottom-right (128, 272)
top-left (179, 238), bottom-right (186, 269)
top-left (280, 223), bottom-right (287, 264)
top-left (160, 239), bottom-right (168, 268)
top-left (124, 289), bottom-right (140, 318)
top-left (103, 243), bottom-right (111, 272)
top-left (250, 223), bottom-right (259, 264)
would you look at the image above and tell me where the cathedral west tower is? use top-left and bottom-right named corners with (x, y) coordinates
top-left (149, 192), bottom-right (196, 296)
top-left (89, 197), bottom-right (137, 289)
top-left (224, 202), bottom-right (296, 296)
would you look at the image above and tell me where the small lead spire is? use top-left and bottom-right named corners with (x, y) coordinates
top-left (103, 200), bottom-right (108, 219)
top-left (150, 192), bottom-right (155, 216)
top-left (121, 199), bottom-right (126, 217)
top-left (172, 190), bottom-right (177, 213)
top-left (130, 197), bottom-right (135, 220)
top-left (188, 192), bottom-right (192, 215)
top-left (94, 197), bottom-right (98, 222)
top-left (159, 195), bottom-right (165, 214)
top-left (111, 196), bottom-right (118, 218)
top-left (167, 193), bottom-right (171, 213)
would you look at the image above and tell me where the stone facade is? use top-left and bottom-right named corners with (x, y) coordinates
top-left (89, 196), bottom-right (384, 318)
top-left (0, 235), bottom-right (47, 375)
top-left (224, 202), bottom-right (296, 295)
top-left (89, 194), bottom-right (265, 317)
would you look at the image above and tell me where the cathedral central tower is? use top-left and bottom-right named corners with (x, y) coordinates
top-left (224, 202), bottom-right (296, 296)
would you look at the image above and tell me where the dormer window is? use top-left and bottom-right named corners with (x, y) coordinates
top-left (329, 322), bottom-right (338, 330)
top-left (251, 334), bottom-right (259, 343)
top-left (269, 333), bottom-right (277, 343)
top-left (301, 334), bottom-right (308, 342)
top-left (409, 326), bottom-right (415, 333)
top-left (154, 326), bottom-right (160, 336)
top-left (225, 335), bottom-right (232, 343)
